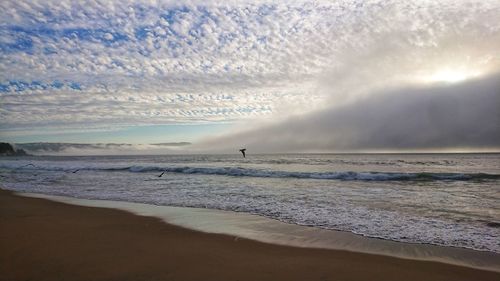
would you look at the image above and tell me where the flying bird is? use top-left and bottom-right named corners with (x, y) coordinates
top-left (158, 171), bottom-right (166, 177)
top-left (239, 148), bottom-right (246, 158)
top-left (13, 163), bottom-right (36, 175)
top-left (17, 163), bottom-right (35, 169)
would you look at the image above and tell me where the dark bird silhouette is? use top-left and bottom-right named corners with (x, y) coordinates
top-left (158, 171), bottom-right (166, 177)
top-left (239, 148), bottom-right (246, 158)
top-left (71, 169), bottom-right (80, 173)
top-left (12, 163), bottom-right (37, 177)
top-left (17, 163), bottom-right (35, 169)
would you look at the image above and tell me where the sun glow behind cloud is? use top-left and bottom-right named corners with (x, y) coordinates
top-left (422, 68), bottom-right (483, 84)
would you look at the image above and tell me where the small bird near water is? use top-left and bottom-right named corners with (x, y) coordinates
top-left (17, 163), bottom-right (35, 169)
top-left (239, 148), bottom-right (246, 158)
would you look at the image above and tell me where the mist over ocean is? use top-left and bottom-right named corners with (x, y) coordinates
top-left (1, 153), bottom-right (499, 253)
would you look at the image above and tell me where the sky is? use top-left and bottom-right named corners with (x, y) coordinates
top-left (1, 0), bottom-right (499, 154)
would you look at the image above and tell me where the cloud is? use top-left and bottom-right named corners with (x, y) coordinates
top-left (15, 142), bottom-right (192, 156)
top-left (196, 72), bottom-right (500, 152)
top-left (1, 0), bottom-right (499, 141)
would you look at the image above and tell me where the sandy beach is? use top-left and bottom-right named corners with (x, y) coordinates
top-left (1, 189), bottom-right (499, 281)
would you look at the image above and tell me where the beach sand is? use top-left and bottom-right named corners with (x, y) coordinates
top-left (1, 189), bottom-right (499, 281)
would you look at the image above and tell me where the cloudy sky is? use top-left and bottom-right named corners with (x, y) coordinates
top-left (1, 0), bottom-right (499, 153)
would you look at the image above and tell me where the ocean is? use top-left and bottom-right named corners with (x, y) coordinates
top-left (1, 153), bottom-right (499, 253)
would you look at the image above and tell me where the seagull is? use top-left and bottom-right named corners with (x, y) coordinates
top-left (158, 171), bottom-right (166, 177)
top-left (11, 163), bottom-right (37, 176)
top-left (13, 163), bottom-right (36, 174)
top-left (17, 163), bottom-right (35, 169)
top-left (239, 148), bottom-right (246, 158)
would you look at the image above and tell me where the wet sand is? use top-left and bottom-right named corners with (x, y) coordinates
top-left (21, 192), bottom-right (500, 272)
top-left (1, 189), bottom-right (499, 281)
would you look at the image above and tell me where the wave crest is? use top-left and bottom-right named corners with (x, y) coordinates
top-left (4, 163), bottom-right (499, 182)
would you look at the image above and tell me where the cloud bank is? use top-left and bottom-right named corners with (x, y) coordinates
top-left (196, 72), bottom-right (500, 153)
top-left (15, 142), bottom-right (191, 155)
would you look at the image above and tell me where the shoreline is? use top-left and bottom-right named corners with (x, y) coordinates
top-left (17, 191), bottom-right (500, 272)
top-left (1, 189), bottom-right (499, 281)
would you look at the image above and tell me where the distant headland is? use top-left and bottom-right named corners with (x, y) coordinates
top-left (0, 142), bottom-right (29, 156)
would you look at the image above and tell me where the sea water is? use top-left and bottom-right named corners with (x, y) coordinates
top-left (1, 153), bottom-right (499, 253)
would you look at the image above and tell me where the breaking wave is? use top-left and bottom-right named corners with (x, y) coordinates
top-left (4, 163), bottom-right (500, 182)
